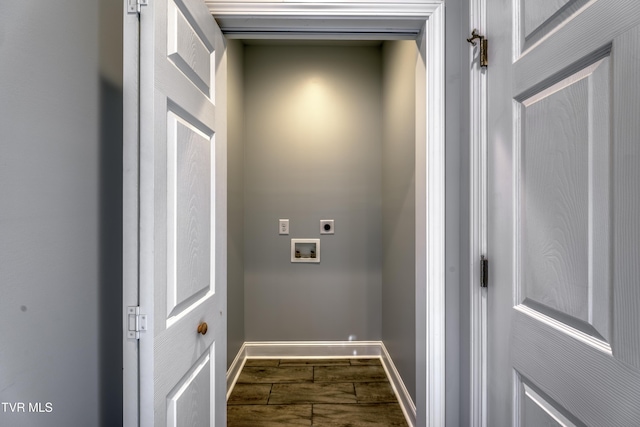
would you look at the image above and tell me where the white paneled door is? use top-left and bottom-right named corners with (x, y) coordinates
top-left (138, 0), bottom-right (226, 425)
top-left (487, 0), bottom-right (640, 425)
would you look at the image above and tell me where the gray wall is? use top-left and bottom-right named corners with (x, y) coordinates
top-left (381, 40), bottom-right (417, 402)
top-left (243, 44), bottom-right (383, 341)
top-left (445, 0), bottom-right (471, 425)
top-left (0, 0), bottom-right (123, 425)
top-left (99, 1), bottom-right (124, 424)
top-left (227, 39), bottom-right (246, 366)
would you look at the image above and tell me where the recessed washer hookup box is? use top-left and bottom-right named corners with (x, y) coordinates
top-left (291, 239), bottom-right (320, 263)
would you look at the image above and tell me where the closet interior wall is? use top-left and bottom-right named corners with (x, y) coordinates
top-left (227, 40), bottom-right (417, 401)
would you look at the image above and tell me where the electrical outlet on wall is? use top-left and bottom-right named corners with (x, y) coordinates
top-left (279, 219), bottom-right (289, 235)
top-left (320, 219), bottom-right (334, 234)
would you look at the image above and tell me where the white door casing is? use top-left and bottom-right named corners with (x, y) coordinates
top-left (468, 1), bottom-right (489, 426)
top-left (205, 5), bottom-right (445, 427)
top-left (205, 8), bottom-right (445, 426)
top-left (487, 0), bottom-right (640, 426)
top-left (137, 0), bottom-right (227, 424)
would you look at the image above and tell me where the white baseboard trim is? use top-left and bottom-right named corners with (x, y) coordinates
top-left (243, 340), bottom-right (383, 358)
top-left (226, 342), bottom-right (247, 401)
top-left (226, 341), bottom-right (416, 427)
top-left (380, 342), bottom-right (417, 427)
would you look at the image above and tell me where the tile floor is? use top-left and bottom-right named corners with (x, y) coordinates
top-left (227, 358), bottom-right (409, 426)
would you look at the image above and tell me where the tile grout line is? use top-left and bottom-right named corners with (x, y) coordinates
top-left (311, 362), bottom-right (315, 425)
top-left (352, 382), bottom-right (357, 404)
top-left (266, 383), bottom-right (273, 405)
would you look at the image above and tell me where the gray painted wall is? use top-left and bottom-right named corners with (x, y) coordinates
top-left (99, 1), bottom-right (124, 424)
top-left (381, 40), bottom-right (417, 402)
top-left (0, 0), bottom-right (123, 425)
top-left (445, 0), bottom-right (471, 425)
top-left (227, 39), bottom-right (246, 367)
top-left (243, 44), bottom-right (383, 341)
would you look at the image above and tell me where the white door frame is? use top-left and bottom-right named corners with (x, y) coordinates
top-left (124, 1), bottom-right (445, 426)
top-left (468, 0), bottom-right (488, 426)
top-left (209, 4), bottom-right (446, 426)
top-left (123, 4), bottom-right (141, 425)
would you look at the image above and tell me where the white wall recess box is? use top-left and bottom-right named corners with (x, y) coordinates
top-left (291, 239), bottom-right (320, 263)
top-left (320, 219), bottom-right (334, 234)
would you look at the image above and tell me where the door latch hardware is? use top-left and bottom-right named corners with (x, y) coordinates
top-left (127, 306), bottom-right (147, 339)
top-left (467, 29), bottom-right (488, 68)
top-left (480, 255), bottom-right (488, 288)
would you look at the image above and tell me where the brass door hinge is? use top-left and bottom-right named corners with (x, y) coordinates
top-left (467, 29), bottom-right (488, 68)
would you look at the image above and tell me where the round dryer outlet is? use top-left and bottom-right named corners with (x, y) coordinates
top-left (320, 219), bottom-right (334, 234)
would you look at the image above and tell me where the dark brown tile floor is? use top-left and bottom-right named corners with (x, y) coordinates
top-left (227, 358), bottom-right (409, 426)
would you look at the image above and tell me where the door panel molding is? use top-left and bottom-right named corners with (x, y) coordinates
top-left (514, 0), bottom-right (640, 93)
top-left (168, 0), bottom-right (214, 96)
top-left (518, 0), bottom-right (591, 53)
top-left (512, 309), bottom-right (640, 426)
top-left (166, 110), bottom-right (214, 319)
top-left (166, 345), bottom-right (213, 426)
top-left (514, 55), bottom-right (612, 342)
top-left (519, 378), bottom-right (582, 427)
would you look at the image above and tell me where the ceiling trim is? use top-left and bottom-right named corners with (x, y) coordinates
top-left (205, 1), bottom-right (439, 37)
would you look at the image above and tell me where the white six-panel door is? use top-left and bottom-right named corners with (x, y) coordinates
top-left (138, 0), bottom-right (227, 424)
top-left (488, 0), bottom-right (640, 425)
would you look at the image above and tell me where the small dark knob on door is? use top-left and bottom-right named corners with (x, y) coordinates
top-left (197, 322), bottom-right (208, 335)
